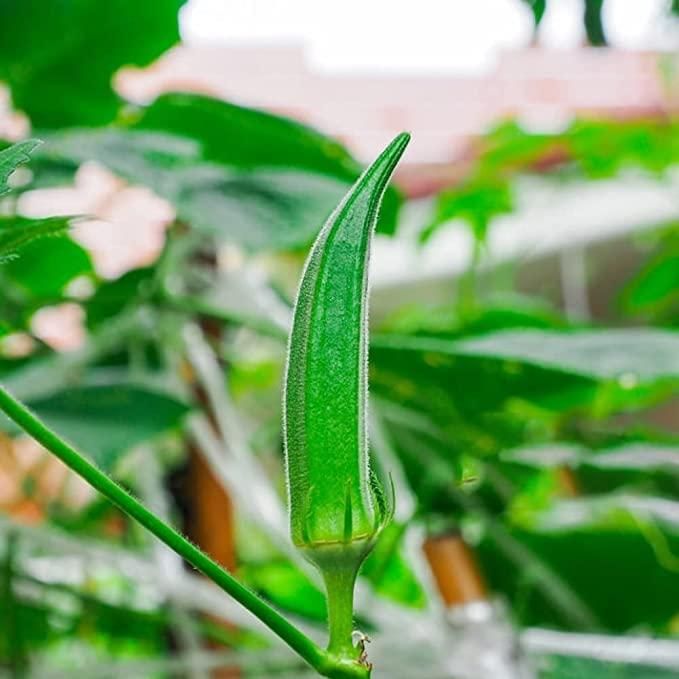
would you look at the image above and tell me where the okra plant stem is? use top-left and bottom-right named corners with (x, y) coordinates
top-left (0, 384), bottom-right (369, 679)
top-left (323, 565), bottom-right (359, 657)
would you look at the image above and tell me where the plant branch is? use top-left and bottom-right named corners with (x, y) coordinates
top-left (0, 384), bottom-right (358, 677)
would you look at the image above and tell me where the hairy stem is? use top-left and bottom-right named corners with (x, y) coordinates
top-left (324, 565), bottom-right (359, 657)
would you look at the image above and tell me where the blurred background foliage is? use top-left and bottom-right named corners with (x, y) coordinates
top-left (2, 1), bottom-right (679, 678)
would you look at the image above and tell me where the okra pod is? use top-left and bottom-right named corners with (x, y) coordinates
top-left (284, 132), bottom-right (410, 662)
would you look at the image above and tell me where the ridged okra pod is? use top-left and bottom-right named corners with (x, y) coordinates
top-left (284, 132), bottom-right (410, 666)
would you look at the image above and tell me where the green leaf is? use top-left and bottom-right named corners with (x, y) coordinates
top-left (504, 441), bottom-right (679, 474)
top-left (424, 179), bottom-right (513, 243)
top-left (85, 266), bottom-right (155, 330)
top-left (176, 166), bottom-right (352, 251)
top-left (0, 0), bottom-right (185, 127)
top-left (479, 524), bottom-right (679, 632)
top-left (371, 328), bottom-right (679, 449)
top-left (0, 216), bottom-right (74, 263)
top-left (39, 128), bottom-right (365, 252)
top-left (370, 333), bottom-right (592, 425)
top-left (542, 656), bottom-right (679, 679)
top-left (359, 522), bottom-right (427, 608)
top-left (454, 328), bottom-right (679, 384)
top-left (0, 140), bottom-right (41, 196)
top-left (568, 119), bottom-right (678, 178)
top-left (284, 133), bottom-right (410, 551)
top-left (1, 236), bottom-right (92, 299)
top-left (134, 93), bottom-right (402, 235)
top-left (21, 384), bottom-right (190, 471)
top-left (621, 245), bottom-right (679, 318)
top-left (173, 268), bottom-right (291, 338)
top-left (134, 92), bottom-right (359, 177)
top-left (501, 440), bottom-right (679, 500)
top-left (239, 560), bottom-right (327, 623)
top-left (520, 0), bottom-right (547, 28)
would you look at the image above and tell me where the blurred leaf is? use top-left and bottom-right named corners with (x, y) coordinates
top-left (478, 120), bottom-right (558, 175)
top-left (379, 295), bottom-right (565, 338)
top-left (0, 0), bottom-right (185, 126)
top-left (1, 574), bottom-right (169, 659)
top-left (0, 215), bottom-right (74, 263)
top-left (0, 140), bottom-right (41, 196)
top-left (454, 328), bottom-right (679, 385)
top-left (542, 655), bottom-right (679, 679)
top-left (424, 180), bottom-right (513, 243)
top-left (504, 441), bottom-right (679, 474)
top-left (135, 92), bottom-right (358, 177)
top-left (584, 0), bottom-right (606, 46)
top-left (568, 120), bottom-right (678, 178)
top-left (520, 0), bottom-right (547, 28)
top-left (621, 245), bottom-right (679, 319)
top-left (173, 268), bottom-right (291, 338)
top-left (21, 384), bottom-right (190, 471)
top-left (360, 522), bottom-right (427, 608)
top-left (239, 560), bottom-right (327, 623)
top-left (479, 525), bottom-right (679, 631)
top-left (39, 128), bottom-right (366, 251)
top-left (1, 235), bottom-right (92, 299)
top-left (85, 267), bottom-right (155, 331)
top-left (134, 92), bottom-right (402, 235)
top-left (176, 165), bottom-right (351, 251)
top-left (182, 169), bottom-right (350, 251)
top-left (371, 332), bottom-right (595, 425)
top-left (0, 598), bottom-right (53, 660)
top-left (39, 127), bottom-right (200, 178)
top-left (370, 327), bottom-right (679, 494)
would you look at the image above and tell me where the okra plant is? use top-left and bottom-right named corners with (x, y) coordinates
top-left (0, 132), bottom-right (410, 679)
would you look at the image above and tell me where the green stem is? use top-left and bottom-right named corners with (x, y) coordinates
top-left (457, 235), bottom-right (483, 319)
top-left (324, 566), bottom-right (359, 657)
top-left (0, 385), bottom-right (347, 676)
top-left (3, 532), bottom-right (27, 678)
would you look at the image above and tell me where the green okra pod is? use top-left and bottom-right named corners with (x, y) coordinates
top-left (284, 132), bottom-right (410, 663)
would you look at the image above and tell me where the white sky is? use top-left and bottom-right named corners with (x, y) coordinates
top-left (180, 0), bottom-right (674, 75)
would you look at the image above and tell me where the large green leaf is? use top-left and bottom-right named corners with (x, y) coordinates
top-left (134, 92), bottom-right (359, 178)
top-left (38, 128), bottom-right (361, 251)
top-left (370, 332), bottom-right (593, 426)
top-left (133, 92), bottom-right (402, 235)
top-left (454, 329), bottom-right (679, 383)
top-left (478, 525), bottom-right (679, 631)
top-left (370, 328), bottom-right (679, 504)
top-left (22, 384), bottom-right (189, 471)
top-left (371, 329), bottom-right (679, 425)
top-left (0, 0), bottom-right (185, 127)
top-left (175, 166), bottom-right (351, 251)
